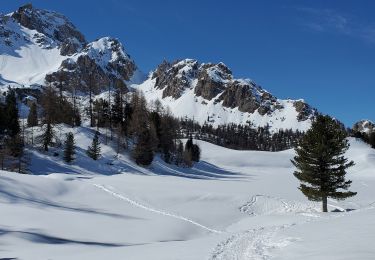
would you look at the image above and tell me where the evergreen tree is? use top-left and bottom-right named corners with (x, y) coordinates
top-left (27, 102), bottom-right (38, 127)
top-left (159, 113), bottom-right (177, 163)
top-left (87, 131), bottom-right (101, 160)
top-left (40, 121), bottom-right (54, 152)
top-left (129, 92), bottom-right (156, 166)
top-left (63, 132), bottom-right (75, 163)
top-left (5, 90), bottom-right (20, 137)
top-left (6, 134), bottom-right (24, 173)
top-left (132, 127), bottom-right (155, 165)
top-left (74, 108), bottom-right (81, 127)
top-left (291, 115), bottom-right (356, 212)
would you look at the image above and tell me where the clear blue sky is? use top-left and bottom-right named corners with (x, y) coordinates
top-left (2, 0), bottom-right (374, 127)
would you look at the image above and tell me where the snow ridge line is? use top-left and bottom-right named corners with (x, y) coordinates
top-left (93, 184), bottom-right (223, 234)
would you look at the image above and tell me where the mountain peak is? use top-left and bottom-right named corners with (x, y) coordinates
top-left (353, 120), bottom-right (375, 134)
top-left (11, 4), bottom-right (86, 55)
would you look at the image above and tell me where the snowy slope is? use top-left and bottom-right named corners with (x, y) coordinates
top-left (0, 131), bottom-right (374, 259)
top-left (0, 15), bottom-right (66, 87)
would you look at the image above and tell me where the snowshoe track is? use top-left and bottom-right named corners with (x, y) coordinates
top-left (93, 184), bottom-right (223, 234)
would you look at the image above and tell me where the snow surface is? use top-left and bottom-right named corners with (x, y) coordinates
top-left (0, 17), bottom-right (65, 87)
top-left (0, 124), bottom-right (374, 259)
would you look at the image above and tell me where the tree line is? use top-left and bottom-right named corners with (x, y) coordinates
top-left (179, 119), bottom-right (304, 151)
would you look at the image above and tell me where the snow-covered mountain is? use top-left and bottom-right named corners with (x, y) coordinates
top-left (1, 4), bottom-right (317, 131)
top-left (0, 4), bottom-right (143, 92)
top-left (135, 59), bottom-right (317, 131)
top-left (353, 120), bottom-right (375, 134)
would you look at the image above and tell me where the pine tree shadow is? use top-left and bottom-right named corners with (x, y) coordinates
top-left (151, 157), bottom-right (248, 180)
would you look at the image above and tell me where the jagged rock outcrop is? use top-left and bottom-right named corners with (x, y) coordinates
top-left (152, 59), bottom-right (198, 99)
top-left (45, 37), bottom-right (136, 93)
top-left (195, 63), bottom-right (232, 100)
top-left (150, 59), bottom-right (316, 121)
top-left (11, 3), bottom-right (86, 55)
top-left (293, 100), bottom-right (316, 121)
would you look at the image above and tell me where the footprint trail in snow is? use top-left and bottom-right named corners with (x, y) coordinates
top-left (93, 184), bottom-right (223, 234)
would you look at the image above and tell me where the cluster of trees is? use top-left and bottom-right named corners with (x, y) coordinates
top-left (23, 83), bottom-right (202, 167)
top-left (91, 90), bottom-right (200, 166)
top-left (36, 85), bottom-right (81, 152)
top-left (179, 119), bottom-right (304, 151)
top-left (0, 90), bottom-right (24, 172)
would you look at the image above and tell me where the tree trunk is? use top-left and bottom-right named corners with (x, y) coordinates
top-left (322, 195), bottom-right (328, 212)
top-left (89, 88), bottom-right (94, 127)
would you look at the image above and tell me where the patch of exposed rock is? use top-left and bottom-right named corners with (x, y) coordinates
top-left (293, 100), bottom-right (317, 121)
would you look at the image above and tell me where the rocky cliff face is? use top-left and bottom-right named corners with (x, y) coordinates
top-left (149, 59), bottom-right (316, 122)
top-left (45, 37), bottom-right (137, 93)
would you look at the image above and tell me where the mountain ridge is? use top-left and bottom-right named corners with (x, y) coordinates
top-left (1, 4), bottom-right (317, 131)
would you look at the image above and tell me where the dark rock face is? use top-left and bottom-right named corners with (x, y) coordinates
top-left (218, 82), bottom-right (260, 113)
top-left (293, 100), bottom-right (316, 121)
top-left (217, 81), bottom-right (278, 115)
top-left (45, 57), bottom-right (109, 94)
top-left (194, 63), bottom-right (232, 100)
top-left (45, 55), bottom-right (128, 94)
top-left (45, 38), bottom-right (136, 94)
top-left (11, 3), bottom-right (86, 55)
top-left (152, 59), bottom-right (198, 99)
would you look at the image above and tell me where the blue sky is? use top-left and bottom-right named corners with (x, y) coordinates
top-left (2, 0), bottom-right (374, 127)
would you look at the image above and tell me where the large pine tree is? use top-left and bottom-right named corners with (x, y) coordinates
top-left (291, 115), bottom-right (356, 212)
